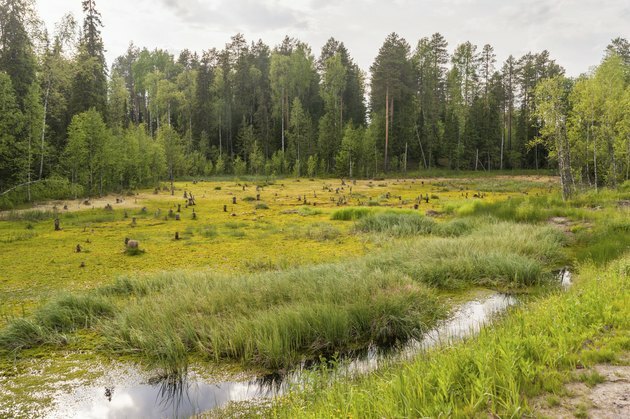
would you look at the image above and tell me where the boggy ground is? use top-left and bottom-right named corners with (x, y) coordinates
top-left (0, 173), bottom-right (627, 417)
top-left (0, 175), bottom-right (550, 319)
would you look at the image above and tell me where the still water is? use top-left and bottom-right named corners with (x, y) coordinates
top-left (49, 293), bottom-right (516, 418)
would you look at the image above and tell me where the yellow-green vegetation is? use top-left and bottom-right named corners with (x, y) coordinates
top-left (0, 175), bottom-right (555, 319)
top-left (269, 254), bottom-right (629, 418)
top-left (0, 219), bottom-right (565, 375)
top-left (1, 174), bottom-right (628, 416)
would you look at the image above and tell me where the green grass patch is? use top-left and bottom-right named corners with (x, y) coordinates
top-left (331, 207), bottom-right (376, 221)
top-left (297, 206), bottom-right (322, 216)
top-left (0, 218), bottom-right (566, 374)
top-left (271, 254), bottom-right (629, 418)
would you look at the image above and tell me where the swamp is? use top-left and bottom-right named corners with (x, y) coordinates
top-left (1, 175), bottom-right (628, 417)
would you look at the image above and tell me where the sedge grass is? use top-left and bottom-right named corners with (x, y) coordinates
top-left (270, 254), bottom-right (629, 418)
top-left (0, 218), bottom-right (565, 374)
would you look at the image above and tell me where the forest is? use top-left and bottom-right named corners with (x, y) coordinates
top-left (1, 1), bottom-right (629, 417)
top-left (0, 0), bottom-right (629, 207)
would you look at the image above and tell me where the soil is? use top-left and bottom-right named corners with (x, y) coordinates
top-left (533, 356), bottom-right (630, 418)
top-left (1, 194), bottom-right (146, 214)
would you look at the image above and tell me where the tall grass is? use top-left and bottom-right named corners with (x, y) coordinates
top-left (370, 222), bottom-right (565, 288)
top-left (103, 268), bottom-right (444, 373)
top-left (0, 294), bottom-right (115, 351)
top-left (0, 209), bottom-right (55, 222)
top-left (330, 207), bottom-right (375, 221)
top-left (353, 211), bottom-right (479, 238)
top-left (272, 254), bottom-right (630, 418)
top-left (355, 212), bottom-right (436, 236)
top-left (0, 219), bottom-right (565, 374)
top-left (573, 218), bottom-right (630, 265)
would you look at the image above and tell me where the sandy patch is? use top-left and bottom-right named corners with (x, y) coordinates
top-left (533, 361), bottom-right (630, 418)
top-left (1, 194), bottom-right (148, 215)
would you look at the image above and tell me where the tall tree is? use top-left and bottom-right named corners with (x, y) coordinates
top-left (370, 33), bottom-right (414, 171)
top-left (534, 76), bottom-right (574, 199)
top-left (0, 0), bottom-right (37, 109)
top-left (413, 33), bottom-right (448, 167)
top-left (70, 0), bottom-right (107, 116)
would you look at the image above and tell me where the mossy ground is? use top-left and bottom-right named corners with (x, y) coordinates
top-left (0, 175), bottom-right (556, 320)
top-left (1, 173), bottom-right (626, 416)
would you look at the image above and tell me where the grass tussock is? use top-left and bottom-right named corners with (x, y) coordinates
top-left (354, 211), bottom-right (479, 238)
top-left (272, 254), bottom-right (630, 418)
top-left (297, 206), bottom-right (322, 217)
top-left (102, 267), bottom-right (444, 373)
top-left (0, 294), bottom-right (115, 351)
top-left (330, 207), bottom-right (375, 221)
top-left (0, 218), bottom-right (565, 374)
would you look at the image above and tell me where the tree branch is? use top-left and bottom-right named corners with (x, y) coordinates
top-left (0, 180), bottom-right (46, 197)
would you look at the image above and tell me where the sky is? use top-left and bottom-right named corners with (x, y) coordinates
top-left (37, 0), bottom-right (630, 77)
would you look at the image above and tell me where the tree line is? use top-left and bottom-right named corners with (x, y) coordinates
top-left (0, 0), bottom-right (628, 205)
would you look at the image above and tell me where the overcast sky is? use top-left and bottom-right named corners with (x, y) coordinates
top-left (37, 0), bottom-right (629, 76)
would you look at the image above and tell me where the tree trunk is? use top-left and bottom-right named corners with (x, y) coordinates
top-left (592, 127), bottom-right (598, 191)
top-left (414, 124), bottom-right (428, 169)
top-left (281, 87), bottom-right (285, 153)
top-left (404, 142), bottom-right (408, 173)
top-left (384, 86), bottom-right (389, 172)
top-left (27, 132), bottom-right (32, 202)
top-left (39, 83), bottom-right (50, 179)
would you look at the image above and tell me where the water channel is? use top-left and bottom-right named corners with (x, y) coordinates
top-left (48, 293), bottom-right (517, 418)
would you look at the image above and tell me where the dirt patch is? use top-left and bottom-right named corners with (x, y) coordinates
top-left (548, 217), bottom-right (575, 237)
top-left (1, 194), bottom-right (145, 215)
top-left (533, 360), bottom-right (630, 418)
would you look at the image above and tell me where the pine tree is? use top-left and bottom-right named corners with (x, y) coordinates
top-left (70, 0), bottom-right (107, 117)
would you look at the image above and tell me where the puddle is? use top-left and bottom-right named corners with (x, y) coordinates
top-left (558, 267), bottom-right (572, 289)
top-left (47, 293), bottom-right (516, 418)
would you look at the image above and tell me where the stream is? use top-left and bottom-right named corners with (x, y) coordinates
top-left (48, 293), bottom-right (517, 418)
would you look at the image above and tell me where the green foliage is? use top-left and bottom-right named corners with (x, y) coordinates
top-left (233, 156), bottom-right (247, 176)
top-left (65, 109), bottom-right (112, 195)
top-left (273, 255), bottom-right (630, 418)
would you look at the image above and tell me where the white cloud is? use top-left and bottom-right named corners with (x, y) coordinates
top-left (36, 0), bottom-right (629, 76)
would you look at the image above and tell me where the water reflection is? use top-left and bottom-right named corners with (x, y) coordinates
top-left (50, 293), bottom-right (516, 418)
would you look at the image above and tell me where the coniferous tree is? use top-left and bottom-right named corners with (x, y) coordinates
top-left (70, 0), bottom-right (107, 117)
